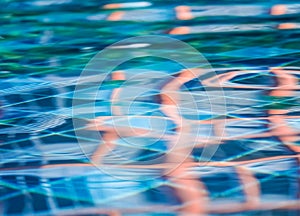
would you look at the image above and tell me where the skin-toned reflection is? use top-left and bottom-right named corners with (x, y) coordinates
top-left (267, 68), bottom-right (300, 158)
top-left (89, 68), bottom-right (211, 166)
top-left (3, 68), bottom-right (299, 215)
top-left (90, 70), bottom-right (125, 164)
top-left (84, 67), bottom-right (300, 215)
top-left (88, 68), bottom-right (217, 215)
top-left (160, 68), bottom-right (209, 215)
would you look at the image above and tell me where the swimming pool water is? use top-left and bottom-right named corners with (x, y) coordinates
top-left (0, 0), bottom-right (300, 215)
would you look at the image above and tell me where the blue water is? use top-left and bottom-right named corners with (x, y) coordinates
top-left (0, 0), bottom-right (300, 215)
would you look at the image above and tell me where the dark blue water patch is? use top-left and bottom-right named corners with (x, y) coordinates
top-left (1, 162), bottom-right (21, 169)
top-left (0, 133), bottom-right (34, 148)
top-left (71, 176), bottom-right (95, 206)
top-left (39, 133), bottom-right (77, 145)
top-left (136, 140), bottom-right (168, 162)
top-left (230, 72), bottom-right (276, 86)
top-left (228, 111), bottom-right (270, 118)
top-left (255, 171), bottom-right (299, 200)
top-left (201, 167), bottom-right (245, 202)
top-left (23, 176), bottom-right (49, 211)
top-left (143, 179), bottom-right (181, 205)
top-left (49, 177), bottom-right (76, 208)
top-left (1, 175), bottom-right (26, 214)
top-left (24, 160), bottom-right (43, 167)
top-left (0, 175), bottom-right (65, 214)
top-left (181, 78), bottom-right (205, 91)
top-left (4, 94), bottom-right (27, 108)
top-left (192, 137), bottom-right (296, 162)
top-left (47, 159), bottom-right (87, 165)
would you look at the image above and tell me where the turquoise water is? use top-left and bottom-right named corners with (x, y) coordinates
top-left (1, 0), bottom-right (300, 215)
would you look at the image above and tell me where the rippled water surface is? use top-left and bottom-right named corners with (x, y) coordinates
top-left (1, 0), bottom-right (300, 215)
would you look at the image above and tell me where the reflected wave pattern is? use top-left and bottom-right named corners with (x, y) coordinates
top-left (1, 0), bottom-right (300, 215)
